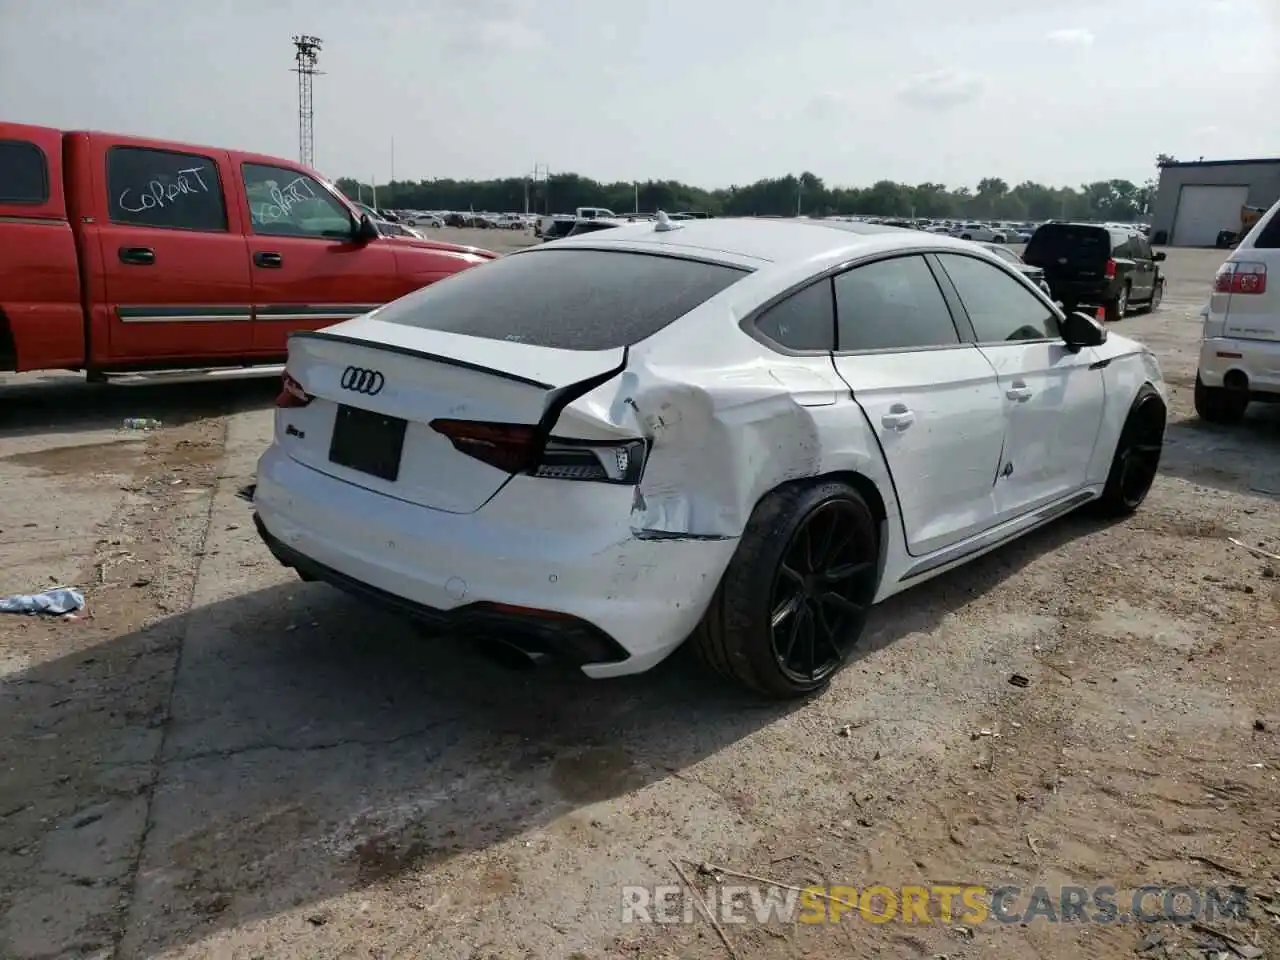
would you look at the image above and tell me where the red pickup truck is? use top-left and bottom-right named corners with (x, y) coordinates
top-left (0, 122), bottom-right (496, 377)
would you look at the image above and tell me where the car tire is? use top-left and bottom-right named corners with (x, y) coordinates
top-left (691, 480), bottom-right (880, 699)
top-left (1194, 374), bottom-right (1249, 424)
top-left (1093, 385), bottom-right (1166, 517)
top-left (960, 234), bottom-right (971, 240)
top-left (1104, 283), bottom-right (1130, 322)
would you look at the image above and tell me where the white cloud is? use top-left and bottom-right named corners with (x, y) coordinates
top-left (1046, 28), bottom-right (1096, 46)
top-left (897, 69), bottom-right (985, 110)
top-left (473, 18), bottom-right (545, 52)
top-left (807, 90), bottom-right (858, 119)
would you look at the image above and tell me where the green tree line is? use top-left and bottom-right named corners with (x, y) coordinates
top-left (336, 166), bottom-right (1162, 222)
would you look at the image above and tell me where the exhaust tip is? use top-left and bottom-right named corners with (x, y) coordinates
top-left (472, 635), bottom-right (547, 671)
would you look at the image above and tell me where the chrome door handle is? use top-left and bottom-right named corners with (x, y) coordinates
top-left (1006, 384), bottom-right (1033, 402)
top-left (881, 406), bottom-right (915, 431)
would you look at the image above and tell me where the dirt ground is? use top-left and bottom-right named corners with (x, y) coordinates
top-left (0, 243), bottom-right (1277, 960)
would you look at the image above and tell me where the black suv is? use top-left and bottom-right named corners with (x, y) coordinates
top-left (1024, 222), bottom-right (1165, 321)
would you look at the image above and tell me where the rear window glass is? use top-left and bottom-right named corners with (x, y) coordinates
top-left (0, 139), bottom-right (50, 204)
top-left (1025, 225), bottom-right (1111, 262)
top-left (376, 249), bottom-right (750, 350)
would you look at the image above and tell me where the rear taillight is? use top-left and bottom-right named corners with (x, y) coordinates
top-left (276, 371), bottom-right (312, 408)
top-left (1104, 258), bottom-right (1117, 279)
top-left (1214, 261), bottom-right (1268, 295)
top-left (430, 419), bottom-right (647, 484)
top-left (430, 421), bottom-right (539, 473)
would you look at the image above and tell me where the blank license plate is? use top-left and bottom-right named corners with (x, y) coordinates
top-left (328, 404), bottom-right (407, 482)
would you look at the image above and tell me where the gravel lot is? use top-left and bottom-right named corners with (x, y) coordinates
top-left (0, 243), bottom-right (1276, 960)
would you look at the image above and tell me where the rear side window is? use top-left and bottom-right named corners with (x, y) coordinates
top-left (376, 249), bottom-right (750, 351)
top-left (1254, 207), bottom-right (1280, 249)
top-left (107, 146), bottom-right (227, 231)
top-left (754, 279), bottom-right (835, 351)
top-left (1025, 225), bottom-right (1110, 264)
top-left (0, 139), bottom-right (49, 204)
top-left (834, 255), bottom-right (960, 351)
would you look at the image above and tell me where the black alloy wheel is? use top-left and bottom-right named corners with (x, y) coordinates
top-left (769, 500), bottom-right (877, 684)
top-left (1117, 419), bottom-right (1163, 509)
top-left (1095, 389), bottom-right (1166, 516)
top-left (692, 482), bottom-right (880, 698)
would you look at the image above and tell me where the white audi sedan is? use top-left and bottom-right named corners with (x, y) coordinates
top-left (253, 216), bottom-right (1168, 698)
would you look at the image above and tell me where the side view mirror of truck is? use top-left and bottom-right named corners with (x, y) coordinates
top-left (355, 214), bottom-right (380, 243)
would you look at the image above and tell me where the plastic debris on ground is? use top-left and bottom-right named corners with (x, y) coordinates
top-left (0, 587), bottom-right (86, 616)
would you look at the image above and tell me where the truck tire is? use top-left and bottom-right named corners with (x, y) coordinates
top-left (1104, 283), bottom-right (1130, 323)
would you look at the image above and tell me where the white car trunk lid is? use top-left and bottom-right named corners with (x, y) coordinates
top-left (277, 319), bottom-right (625, 513)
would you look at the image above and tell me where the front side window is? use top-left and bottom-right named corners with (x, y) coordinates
top-left (754, 279), bottom-right (835, 351)
top-left (107, 146), bottom-right (227, 231)
top-left (0, 139), bottom-right (49, 204)
top-left (936, 253), bottom-right (1060, 342)
top-left (834, 255), bottom-right (960, 351)
top-left (242, 163), bottom-right (353, 239)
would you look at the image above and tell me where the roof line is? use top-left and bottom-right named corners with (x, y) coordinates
top-left (1160, 158), bottom-right (1280, 169)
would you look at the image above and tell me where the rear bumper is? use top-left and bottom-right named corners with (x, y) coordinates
top-left (252, 444), bottom-right (739, 678)
top-left (1197, 335), bottom-right (1280, 397)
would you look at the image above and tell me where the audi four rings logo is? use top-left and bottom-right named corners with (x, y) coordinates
top-left (340, 366), bottom-right (385, 395)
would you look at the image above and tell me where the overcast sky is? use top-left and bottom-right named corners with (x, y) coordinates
top-left (1, 0), bottom-right (1276, 190)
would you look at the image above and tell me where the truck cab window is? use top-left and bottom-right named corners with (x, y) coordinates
top-left (106, 146), bottom-right (227, 231)
top-left (0, 139), bottom-right (49, 204)
top-left (242, 163), bottom-right (353, 239)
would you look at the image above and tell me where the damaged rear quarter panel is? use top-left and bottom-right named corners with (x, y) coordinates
top-left (564, 296), bottom-right (901, 541)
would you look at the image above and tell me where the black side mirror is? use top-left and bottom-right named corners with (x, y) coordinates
top-left (1061, 310), bottom-right (1107, 352)
top-left (354, 214), bottom-right (380, 243)
top-left (1153, 251), bottom-right (1166, 261)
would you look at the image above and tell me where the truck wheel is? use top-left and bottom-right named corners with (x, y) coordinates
top-left (691, 481), bottom-right (880, 699)
top-left (1194, 375), bottom-right (1249, 424)
top-left (1104, 284), bottom-right (1130, 322)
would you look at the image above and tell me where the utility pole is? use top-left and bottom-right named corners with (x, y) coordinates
top-left (532, 163), bottom-right (551, 214)
top-left (634, 181), bottom-right (639, 214)
top-left (291, 35), bottom-right (323, 168)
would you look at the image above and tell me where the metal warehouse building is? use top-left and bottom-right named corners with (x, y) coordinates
top-left (1150, 158), bottom-right (1280, 247)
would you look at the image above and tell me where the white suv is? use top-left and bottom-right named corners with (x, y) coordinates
top-left (1195, 197), bottom-right (1280, 423)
